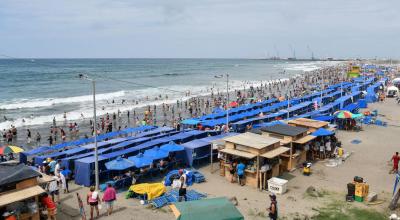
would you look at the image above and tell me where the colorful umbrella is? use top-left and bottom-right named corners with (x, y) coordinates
top-left (0, 145), bottom-right (24, 155)
top-left (334, 110), bottom-right (353, 119)
top-left (351, 113), bottom-right (364, 119)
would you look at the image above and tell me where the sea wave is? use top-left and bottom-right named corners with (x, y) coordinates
top-left (0, 79), bottom-right (271, 130)
top-left (0, 90), bottom-right (126, 110)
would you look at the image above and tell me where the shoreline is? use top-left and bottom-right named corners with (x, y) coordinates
top-left (3, 64), bottom-right (346, 149)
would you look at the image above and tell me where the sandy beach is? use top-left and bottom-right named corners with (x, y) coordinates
top-left (5, 65), bottom-right (346, 151)
top-left (47, 87), bottom-right (400, 220)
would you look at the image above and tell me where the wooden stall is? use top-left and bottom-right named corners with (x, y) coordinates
top-left (287, 118), bottom-right (329, 133)
top-left (259, 124), bottom-right (316, 171)
top-left (218, 133), bottom-right (289, 189)
top-left (0, 164), bottom-right (45, 220)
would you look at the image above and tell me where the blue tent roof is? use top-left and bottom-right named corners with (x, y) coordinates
top-left (253, 120), bottom-right (284, 128)
top-left (143, 146), bottom-right (169, 160)
top-left (311, 128), bottom-right (334, 137)
top-left (160, 141), bottom-right (184, 152)
top-left (105, 157), bottom-right (135, 171)
top-left (181, 139), bottom-right (210, 150)
top-left (128, 153), bottom-right (153, 168)
top-left (181, 119), bottom-right (201, 125)
top-left (312, 115), bottom-right (334, 122)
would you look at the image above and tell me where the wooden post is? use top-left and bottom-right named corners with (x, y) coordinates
top-left (256, 156), bottom-right (260, 190)
top-left (289, 142), bottom-right (293, 171)
top-left (210, 143), bottom-right (213, 173)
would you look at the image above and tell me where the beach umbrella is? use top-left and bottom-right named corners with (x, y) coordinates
top-left (351, 113), bottom-right (364, 119)
top-left (311, 128), bottom-right (334, 137)
top-left (0, 145), bottom-right (24, 155)
top-left (143, 146), bottom-right (169, 160)
top-left (160, 141), bottom-right (184, 153)
top-left (105, 157), bottom-right (135, 171)
top-left (334, 110), bottom-right (353, 119)
top-left (128, 153), bottom-right (153, 168)
top-left (229, 101), bottom-right (238, 107)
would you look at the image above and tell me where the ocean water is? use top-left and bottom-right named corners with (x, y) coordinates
top-left (0, 58), bottom-right (338, 130)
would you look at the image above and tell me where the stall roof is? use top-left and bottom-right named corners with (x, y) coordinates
top-left (219, 148), bottom-right (256, 159)
top-left (0, 164), bottom-right (42, 186)
top-left (293, 135), bottom-right (316, 144)
top-left (260, 124), bottom-right (308, 137)
top-left (0, 185), bottom-right (45, 207)
top-left (287, 118), bottom-right (329, 129)
top-left (223, 132), bottom-right (280, 149)
top-left (260, 147), bottom-right (290, 158)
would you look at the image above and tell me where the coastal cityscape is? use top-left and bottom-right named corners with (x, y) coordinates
top-left (1, 1), bottom-right (400, 220)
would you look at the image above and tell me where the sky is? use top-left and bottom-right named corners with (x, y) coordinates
top-left (0, 0), bottom-right (399, 59)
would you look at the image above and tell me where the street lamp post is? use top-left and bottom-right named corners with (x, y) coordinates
top-left (214, 73), bottom-right (229, 132)
top-left (226, 74), bottom-right (229, 132)
top-left (79, 74), bottom-right (99, 190)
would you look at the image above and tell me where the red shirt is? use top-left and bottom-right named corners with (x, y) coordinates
top-left (41, 197), bottom-right (56, 209)
top-left (393, 155), bottom-right (400, 166)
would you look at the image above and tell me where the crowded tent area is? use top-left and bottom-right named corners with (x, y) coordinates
top-left (2, 63), bottom-right (396, 219)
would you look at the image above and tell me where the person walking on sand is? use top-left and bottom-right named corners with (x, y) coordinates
top-left (87, 186), bottom-right (100, 220)
top-left (267, 194), bottom-right (278, 220)
top-left (391, 152), bottom-right (400, 174)
top-left (102, 183), bottom-right (116, 216)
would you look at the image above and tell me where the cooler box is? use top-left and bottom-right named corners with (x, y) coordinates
top-left (268, 177), bottom-right (288, 194)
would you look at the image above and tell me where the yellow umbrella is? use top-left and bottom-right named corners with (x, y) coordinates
top-left (0, 145), bottom-right (24, 155)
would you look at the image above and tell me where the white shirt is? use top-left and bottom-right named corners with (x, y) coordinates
top-left (325, 142), bottom-right (331, 151)
top-left (54, 163), bottom-right (60, 176)
top-left (48, 178), bottom-right (59, 192)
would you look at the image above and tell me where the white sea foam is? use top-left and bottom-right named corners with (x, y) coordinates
top-left (0, 91), bottom-right (126, 110)
top-left (0, 80), bottom-right (268, 130)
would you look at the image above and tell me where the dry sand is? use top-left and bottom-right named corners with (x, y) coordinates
top-left (56, 97), bottom-right (400, 220)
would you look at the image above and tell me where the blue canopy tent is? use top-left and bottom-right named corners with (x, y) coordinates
top-left (143, 147), bottom-right (169, 160)
top-left (34, 146), bottom-right (88, 165)
top-left (311, 128), bottom-right (334, 137)
top-left (182, 139), bottom-right (210, 167)
top-left (311, 115), bottom-right (335, 122)
top-left (181, 118), bottom-right (201, 129)
top-left (60, 148), bottom-right (110, 170)
top-left (110, 137), bottom-right (150, 151)
top-left (334, 95), bottom-right (353, 109)
top-left (134, 126), bottom-right (175, 138)
top-left (128, 153), bottom-right (153, 168)
top-left (105, 157), bottom-right (135, 171)
top-left (342, 103), bottom-right (359, 113)
top-left (19, 146), bottom-right (50, 164)
top-left (160, 141), bottom-right (184, 153)
top-left (80, 141), bottom-right (115, 150)
top-left (74, 143), bottom-right (156, 186)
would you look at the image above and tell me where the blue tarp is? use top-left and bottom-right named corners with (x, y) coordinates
top-left (181, 119), bottom-right (201, 125)
top-left (182, 139), bottom-right (210, 167)
top-left (19, 146), bottom-right (50, 163)
top-left (34, 147), bottom-right (88, 165)
top-left (128, 153), bottom-right (153, 168)
top-left (105, 157), bottom-right (135, 171)
top-left (342, 103), bottom-right (359, 113)
top-left (160, 142), bottom-right (185, 153)
top-left (311, 115), bottom-right (334, 122)
top-left (311, 128), bottom-right (334, 137)
top-left (110, 137), bottom-right (150, 151)
top-left (143, 147), bottom-right (169, 160)
top-left (253, 121), bottom-right (284, 128)
top-left (60, 148), bottom-right (110, 170)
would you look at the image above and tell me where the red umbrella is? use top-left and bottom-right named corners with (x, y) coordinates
top-left (229, 101), bottom-right (238, 107)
